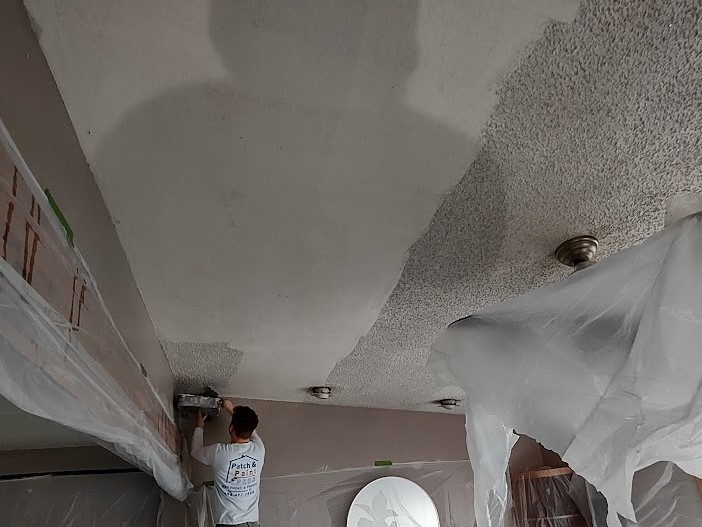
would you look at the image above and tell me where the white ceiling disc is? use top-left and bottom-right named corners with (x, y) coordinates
top-left (347, 476), bottom-right (440, 527)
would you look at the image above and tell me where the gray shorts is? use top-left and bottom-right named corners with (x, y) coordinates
top-left (216, 523), bottom-right (259, 527)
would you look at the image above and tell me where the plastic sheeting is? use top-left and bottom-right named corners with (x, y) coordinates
top-left (570, 462), bottom-right (702, 527)
top-left (189, 460), bottom-right (474, 527)
top-left (0, 119), bottom-right (191, 499)
top-left (0, 471), bottom-right (161, 526)
top-left (512, 463), bottom-right (702, 527)
top-left (432, 213), bottom-right (702, 527)
top-left (467, 403), bottom-right (518, 527)
top-left (512, 468), bottom-right (586, 527)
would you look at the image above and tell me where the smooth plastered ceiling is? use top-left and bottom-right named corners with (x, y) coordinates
top-left (24, 0), bottom-right (702, 410)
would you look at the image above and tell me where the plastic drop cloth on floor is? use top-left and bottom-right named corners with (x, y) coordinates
top-left (0, 472), bottom-right (162, 526)
top-left (431, 213), bottom-right (702, 527)
top-left (188, 460), bottom-right (474, 527)
top-left (0, 119), bottom-right (191, 499)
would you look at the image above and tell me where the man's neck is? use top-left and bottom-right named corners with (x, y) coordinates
top-left (232, 438), bottom-right (250, 444)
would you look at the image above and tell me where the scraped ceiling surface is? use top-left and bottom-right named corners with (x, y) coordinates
top-left (23, 0), bottom-right (701, 409)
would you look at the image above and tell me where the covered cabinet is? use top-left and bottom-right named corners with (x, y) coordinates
top-left (512, 468), bottom-right (586, 527)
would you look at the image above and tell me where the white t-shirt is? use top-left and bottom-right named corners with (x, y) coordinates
top-left (191, 427), bottom-right (265, 525)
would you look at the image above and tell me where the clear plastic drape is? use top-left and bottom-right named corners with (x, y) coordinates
top-left (0, 472), bottom-right (162, 526)
top-left (0, 119), bottom-right (191, 499)
top-left (512, 468), bottom-right (586, 527)
top-left (467, 403), bottom-right (518, 527)
top-left (511, 464), bottom-right (702, 527)
top-left (570, 462), bottom-right (702, 527)
top-left (432, 213), bottom-right (702, 527)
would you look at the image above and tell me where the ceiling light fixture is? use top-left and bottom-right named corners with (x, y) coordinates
top-left (438, 398), bottom-right (459, 410)
top-left (555, 235), bottom-right (598, 271)
top-left (309, 386), bottom-right (332, 399)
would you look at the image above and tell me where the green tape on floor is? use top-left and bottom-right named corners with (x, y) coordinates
top-left (374, 460), bottom-right (392, 466)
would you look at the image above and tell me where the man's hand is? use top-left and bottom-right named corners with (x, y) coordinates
top-left (222, 399), bottom-right (235, 415)
top-left (194, 410), bottom-right (205, 428)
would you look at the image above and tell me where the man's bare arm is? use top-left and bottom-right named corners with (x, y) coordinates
top-left (222, 398), bottom-right (235, 416)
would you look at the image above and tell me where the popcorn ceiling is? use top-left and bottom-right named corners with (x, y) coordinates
top-left (161, 341), bottom-right (244, 394)
top-left (327, 0), bottom-right (702, 410)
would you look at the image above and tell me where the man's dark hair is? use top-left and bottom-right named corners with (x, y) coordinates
top-left (230, 405), bottom-right (259, 439)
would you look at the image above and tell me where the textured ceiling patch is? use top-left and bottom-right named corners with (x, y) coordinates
top-left (161, 341), bottom-right (244, 394)
top-left (327, 0), bottom-right (702, 409)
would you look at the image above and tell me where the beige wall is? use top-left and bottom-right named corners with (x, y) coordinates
top-left (540, 445), bottom-right (568, 469)
top-left (0, 0), bottom-right (173, 401)
top-left (186, 399), bottom-right (544, 482)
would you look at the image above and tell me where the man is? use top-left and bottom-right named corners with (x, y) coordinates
top-left (192, 400), bottom-right (265, 527)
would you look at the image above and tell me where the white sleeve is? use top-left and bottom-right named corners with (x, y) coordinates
top-left (191, 427), bottom-right (217, 466)
top-left (251, 430), bottom-right (265, 450)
